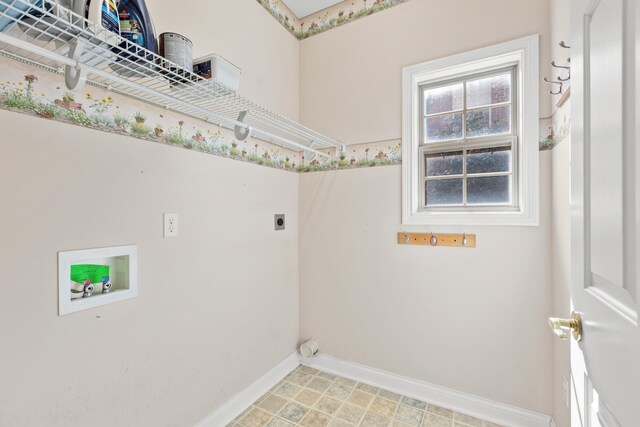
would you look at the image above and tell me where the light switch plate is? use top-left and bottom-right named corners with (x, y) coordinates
top-left (164, 213), bottom-right (179, 237)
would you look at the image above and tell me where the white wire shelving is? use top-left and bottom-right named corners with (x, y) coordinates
top-left (0, 0), bottom-right (344, 158)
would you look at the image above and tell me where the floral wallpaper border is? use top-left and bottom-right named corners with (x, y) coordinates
top-left (539, 100), bottom-right (570, 151)
top-left (0, 58), bottom-right (403, 173)
top-left (0, 58), bottom-right (564, 176)
top-left (256, 0), bottom-right (410, 40)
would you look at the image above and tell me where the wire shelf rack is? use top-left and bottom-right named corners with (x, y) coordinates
top-left (0, 0), bottom-right (343, 158)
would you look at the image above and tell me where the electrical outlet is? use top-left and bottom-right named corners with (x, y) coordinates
top-left (274, 214), bottom-right (285, 230)
top-left (562, 375), bottom-right (570, 409)
top-left (164, 213), bottom-right (178, 237)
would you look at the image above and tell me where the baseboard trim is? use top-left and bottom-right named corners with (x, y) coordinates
top-left (195, 351), bottom-right (555, 427)
top-left (195, 352), bottom-right (299, 427)
top-left (300, 353), bottom-right (554, 427)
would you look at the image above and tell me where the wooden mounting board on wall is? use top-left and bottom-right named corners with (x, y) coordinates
top-left (397, 232), bottom-right (476, 248)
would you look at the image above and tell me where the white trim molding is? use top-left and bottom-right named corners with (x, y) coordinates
top-left (300, 353), bottom-right (554, 427)
top-left (194, 351), bottom-right (555, 427)
top-left (195, 352), bottom-right (300, 427)
top-left (402, 34), bottom-right (540, 226)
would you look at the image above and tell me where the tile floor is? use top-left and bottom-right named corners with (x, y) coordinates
top-left (228, 365), bottom-right (504, 427)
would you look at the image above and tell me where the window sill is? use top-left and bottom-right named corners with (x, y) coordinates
top-left (402, 209), bottom-right (539, 226)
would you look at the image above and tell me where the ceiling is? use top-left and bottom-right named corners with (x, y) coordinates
top-left (280, 0), bottom-right (345, 18)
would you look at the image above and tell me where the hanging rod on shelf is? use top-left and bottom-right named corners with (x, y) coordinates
top-left (0, 0), bottom-right (345, 158)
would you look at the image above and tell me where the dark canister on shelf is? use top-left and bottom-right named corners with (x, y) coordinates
top-left (158, 32), bottom-right (193, 72)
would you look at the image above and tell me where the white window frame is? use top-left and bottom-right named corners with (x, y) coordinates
top-left (402, 35), bottom-right (539, 226)
top-left (420, 66), bottom-right (518, 210)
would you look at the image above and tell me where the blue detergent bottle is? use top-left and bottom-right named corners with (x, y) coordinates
top-left (117, 0), bottom-right (156, 57)
top-left (74, 0), bottom-right (121, 35)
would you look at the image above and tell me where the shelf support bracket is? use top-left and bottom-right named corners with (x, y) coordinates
top-left (64, 39), bottom-right (88, 91)
top-left (234, 111), bottom-right (253, 141)
top-left (304, 140), bottom-right (318, 163)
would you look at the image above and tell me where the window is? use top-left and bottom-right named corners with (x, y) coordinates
top-left (421, 68), bottom-right (516, 208)
top-left (402, 35), bottom-right (539, 226)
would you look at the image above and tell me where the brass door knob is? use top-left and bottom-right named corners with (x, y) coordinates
top-left (548, 311), bottom-right (582, 341)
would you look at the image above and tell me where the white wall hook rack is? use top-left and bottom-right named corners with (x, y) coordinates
top-left (0, 0), bottom-right (343, 158)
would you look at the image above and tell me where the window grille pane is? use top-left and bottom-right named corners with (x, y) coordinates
top-left (424, 83), bottom-right (463, 115)
top-left (425, 151), bottom-right (463, 176)
top-left (466, 105), bottom-right (511, 138)
top-left (467, 147), bottom-right (511, 174)
top-left (426, 179), bottom-right (463, 205)
top-left (466, 73), bottom-right (511, 108)
top-left (467, 176), bottom-right (510, 205)
top-left (425, 113), bottom-right (463, 143)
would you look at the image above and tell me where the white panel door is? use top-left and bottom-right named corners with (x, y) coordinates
top-left (569, 0), bottom-right (640, 426)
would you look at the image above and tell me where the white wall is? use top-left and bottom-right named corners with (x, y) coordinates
top-left (300, 0), bottom-right (552, 145)
top-left (298, 0), bottom-right (554, 415)
top-left (549, 1), bottom-right (572, 426)
top-left (0, 112), bottom-right (299, 427)
top-left (0, 0), bottom-right (564, 423)
top-left (0, 0), bottom-right (301, 425)
top-left (550, 134), bottom-right (571, 427)
top-left (149, 0), bottom-right (300, 120)
top-left (299, 162), bottom-right (553, 413)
